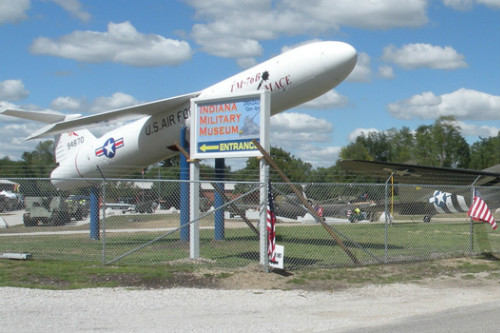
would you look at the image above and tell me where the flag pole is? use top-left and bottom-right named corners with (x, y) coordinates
top-left (469, 176), bottom-right (481, 254)
top-left (391, 173), bottom-right (394, 218)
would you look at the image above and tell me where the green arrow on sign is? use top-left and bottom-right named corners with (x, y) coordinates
top-left (200, 144), bottom-right (219, 152)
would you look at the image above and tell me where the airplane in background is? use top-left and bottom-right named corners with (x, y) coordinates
top-left (242, 160), bottom-right (500, 223)
top-left (337, 159), bottom-right (500, 220)
top-left (338, 160), bottom-right (500, 187)
top-left (1, 41), bottom-right (357, 191)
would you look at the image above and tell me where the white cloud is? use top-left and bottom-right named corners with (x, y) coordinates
top-left (266, 111), bottom-right (343, 168)
top-left (0, 0), bottom-right (92, 25)
top-left (348, 128), bottom-right (380, 142)
top-left (451, 120), bottom-right (500, 137)
top-left (88, 92), bottom-right (139, 114)
top-left (236, 57), bottom-right (258, 68)
top-left (191, 29), bottom-right (263, 58)
top-left (443, 0), bottom-right (476, 10)
top-left (347, 52), bottom-right (372, 82)
top-left (382, 43), bottom-right (467, 70)
top-left (49, 92), bottom-right (140, 114)
top-left (50, 96), bottom-right (84, 111)
top-left (0, 80), bottom-right (29, 101)
top-left (0, 0), bottom-right (30, 25)
top-left (378, 65), bottom-right (395, 79)
top-left (295, 0), bottom-right (428, 29)
top-left (443, 0), bottom-right (500, 10)
top-left (0, 101), bottom-right (18, 114)
top-left (270, 113), bottom-right (327, 143)
top-left (50, 0), bottom-right (91, 22)
top-left (301, 91), bottom-right (349, 110)
top-left (388, 88), bottom-right (500, 120)
top-left (30, 21), bottom-right (192, 67)
top-left (187, 0), bottom-right (428, 58)
top-left (295, 144), bottom-right (342, 168)
top-left (271, 112), bottom-right (333, 141)
top-left (0, 122), bottom-right (43, 160)
top-left (477, 0), bottom-right (500, 8)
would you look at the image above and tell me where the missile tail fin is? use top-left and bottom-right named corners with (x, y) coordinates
top-left (54, 129), bottom-right (96, 164)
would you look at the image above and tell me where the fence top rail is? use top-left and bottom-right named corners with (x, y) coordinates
top-left (2, 177), bottom-right (496, 191)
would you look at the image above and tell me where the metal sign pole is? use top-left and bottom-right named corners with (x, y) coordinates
top-left (259, 158), bottom-right (269, 270)
top-left (190, 90), bottom-right (270, 266)
top-left (189, 160), bottom-right (200, 259)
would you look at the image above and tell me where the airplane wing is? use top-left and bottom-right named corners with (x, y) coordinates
top-left (3, 91), bottom-right (200, 140)
top-left (338, 160), bottom-right (500, 186)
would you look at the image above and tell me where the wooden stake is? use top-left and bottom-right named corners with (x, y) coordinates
top-left (251, 139), bottom-right (360, 265)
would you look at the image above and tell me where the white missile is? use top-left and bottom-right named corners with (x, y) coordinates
top-left (1, 41), bottom-right (357, 190)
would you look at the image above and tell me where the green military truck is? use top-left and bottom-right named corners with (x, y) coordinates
top-left (23, 196), bottom-right (88, 227)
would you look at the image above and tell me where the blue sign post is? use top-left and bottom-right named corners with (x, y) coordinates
top-left (90, 186), bottom-right (100, 240)
top-left (179, 126), bottom-right (189, 242)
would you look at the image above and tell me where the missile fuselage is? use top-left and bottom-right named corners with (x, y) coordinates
top-left (50, 41), bottom-right (357, 189)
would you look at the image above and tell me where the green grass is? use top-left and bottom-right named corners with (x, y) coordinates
top-left (0, 260), bottom-right (187, 289)
top-left (0, 217), bottom-right (498, 270)
top-left (1, 255), bottom-right (497, 290)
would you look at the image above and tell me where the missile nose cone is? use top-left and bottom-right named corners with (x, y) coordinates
top-left (339, 42), bottom-right (357, 67)
top-left (321, 41), bottom-right (357, 81)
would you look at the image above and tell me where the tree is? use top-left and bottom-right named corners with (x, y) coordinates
top-left (21, 140), bottom-right (56, 177)
top-left (389, 126), bottom-right (415, 163)
top-left (359, 131), bottom-right (392, 162)
top-left (431, 116), bottom-right (470, 167)
top-left (339, 141), bottom-right (373, 161)
top-left (235, 146), bottom-right (312, 183)
top-left (0, 157), bottom-right (23, 177)
top-left (469, 132), bottom-right (500, 170)
top-left (414, 124), bottom-right (440, 166)
top-left (413, 117), bottom-right (469, 168)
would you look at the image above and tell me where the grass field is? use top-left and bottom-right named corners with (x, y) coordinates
top-left (1, 213), bottom-right (498, 270)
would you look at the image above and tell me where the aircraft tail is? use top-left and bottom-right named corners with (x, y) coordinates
top-left (54, 129), bottom-right (96, 164)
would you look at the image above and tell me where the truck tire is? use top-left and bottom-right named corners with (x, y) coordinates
top-left (53, 211), bottom-right (70, 226)
top-left (73, 208), bottom-right (83, 221)
top-left (23, 215), bottom-right (35, 227)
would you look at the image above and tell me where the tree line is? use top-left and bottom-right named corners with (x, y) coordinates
top-left (1, 116), bottom-right (499, 184)
top-left (232, 116), bottom-right (499, 183)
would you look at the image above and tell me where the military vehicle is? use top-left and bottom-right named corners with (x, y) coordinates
top-left (23, 196), bottom-right (87, 226)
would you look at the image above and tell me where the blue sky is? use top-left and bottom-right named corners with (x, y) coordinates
top-left (0, 0), bottom-right (499, 170)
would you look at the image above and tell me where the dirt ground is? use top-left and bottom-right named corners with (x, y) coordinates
top-left (83, 256), bottom-right (499, 292)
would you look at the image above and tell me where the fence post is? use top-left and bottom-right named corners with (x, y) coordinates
top-left (214, 158), bottom-right (225, 240)
top-left (190, 161), bottom-right (200, 259)
top-left (384, 173), bottom-right (393, 263)
top-left (100, 178), bottom-right (107, 264)
top-left (90, 186), bottom-right (100, 241)
top-left (180, 126), bottom-right (190, 242)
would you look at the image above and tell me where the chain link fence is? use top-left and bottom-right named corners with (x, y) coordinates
top-left (1, 177), bottom-right (498, 269)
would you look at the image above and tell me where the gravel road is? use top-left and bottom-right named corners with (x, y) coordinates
top-left (1, 282), bottom-right (498, 333)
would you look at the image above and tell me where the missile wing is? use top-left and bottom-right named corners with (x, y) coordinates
top-left (2, 92), bottom-right (201, 140)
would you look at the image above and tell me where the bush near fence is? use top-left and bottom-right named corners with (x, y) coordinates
top-left (0, 178), bottom-right (498, 270)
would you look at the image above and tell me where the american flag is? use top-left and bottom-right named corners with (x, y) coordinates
top-left (468, 189), bottom-right (497, 230)
top-left (267, 179), bottom-right (277, 263)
